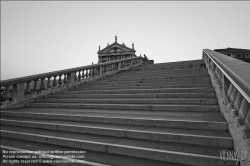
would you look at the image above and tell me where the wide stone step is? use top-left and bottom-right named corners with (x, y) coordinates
top-left (128, 68), bottom-right (208, 73)
top-left (1, 127), bottom-right (235, 166)
top-left (103, 70), bottom-right (208, 77)
top-left (99, 74), bottom-right (210, 81)
top-left (0, 118), bottom-right (232, 147)
top-left (36, 98), bottom-right (218, 105)
top-left (110, 72), bottom-right (208, 77)
top-left (0, 110), bottom-right (228, 130)
top-left (48, 93), bottom-right (216, 99)
top-left (78, 84), bottom-right (212, 90)
top-left (97, 79), bottom-right (209, 84)
top-left (1, 138), bottom-right (186, 166)
top-left (85, 80), bottom-right (211, 87)
top-left (61, 87), bottom-right (215, 94)
top-left (80, 82), bottom-right (212, 89)
top-left (132, 60), bottom-right (205, 69)
top-left (90, 77), bottom-right (211, 84)
top-left (130, 64), bottom-right (206, 70)
top-left (94, 75), bottom-right (210, 82)
top-left (26, 103), bottom-right (220, 112)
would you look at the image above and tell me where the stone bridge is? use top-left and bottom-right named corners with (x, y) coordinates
top-left (0, 50), bottom-right (249, 166)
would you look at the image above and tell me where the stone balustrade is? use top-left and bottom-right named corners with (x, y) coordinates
top-left (143, 54), bottom-right (154, 64)
top-left (0, 56), bottom-right (146, 108)
top-left (203, 49), bottom-right (250, 140)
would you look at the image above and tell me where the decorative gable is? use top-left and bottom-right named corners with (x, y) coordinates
top-left (97, 36), bottom-right (137, 63)
top-left (99, 43), bottom-right (134, 55)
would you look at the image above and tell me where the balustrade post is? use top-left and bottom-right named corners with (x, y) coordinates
top-left (12, 83), bottom-right (25, 103)
top-left (3, 85), bottom-right (11, 105)
top-left (99, 66), bottom-right (103, 76)
top-left (118, 62), bottom-right (121, 71)
top-left (94, 67), bottom-right (98, 76)
top-left (25, 81), bottom-right (32, 95)
top-left (67, 72), bottom-right (75, 87)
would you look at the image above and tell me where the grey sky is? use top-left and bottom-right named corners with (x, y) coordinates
top-left (1, 1), bottom-right (250, 80)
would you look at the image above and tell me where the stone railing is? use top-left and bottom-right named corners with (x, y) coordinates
top-left (143, 54), bottom-right (154, 64)
top-left (203, 49), bottom-right (250, 139)
top-left (203, 49), bottom-right (250, 165)
top-left (0, 56), bottom-right (145, 108)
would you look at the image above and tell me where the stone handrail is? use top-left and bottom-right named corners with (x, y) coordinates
top-left (203, 49), bottom-right (250, 140)
top-left (0, 56), bottom-right (145, 107)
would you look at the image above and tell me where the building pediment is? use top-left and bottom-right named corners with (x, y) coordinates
top-left (98, 42), bottom-right (135, 55)
top-left (97, 36), bottom-right (137, 63)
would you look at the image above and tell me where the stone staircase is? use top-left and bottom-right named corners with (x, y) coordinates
top-left (1, 60), bottom-right (236, 166)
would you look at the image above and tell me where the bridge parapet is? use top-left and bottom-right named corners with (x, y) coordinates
top-left (1, 56), bottom-right (149, 108)
top-left (203, 49), bottom-right (250, 164)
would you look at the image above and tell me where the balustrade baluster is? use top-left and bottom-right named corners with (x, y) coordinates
top-left (245, 109), bottom-right (250, 130)
top-left (74, 72), bottom-right (77, 82)
top-left (25, 81), bottom-right (32, 95)
top-left (3, 85), bottom-right (11, 105)
top-left (78, 71), bottom-right (81, 81)
top-left (89, 69), bottom-right (92, 78)
top-left (47, 77), bottom-right (52, 89)
top-left (58, 75), bottom-right (63, 86)
top-left (40, 78), bottom-right (46, 91)
top-left (231, 92), bottom-right (243, 118)
top-left (92, 68), bottom-right (94, 77)
top-left (63, 74), bottom-right (68, 86)
top-left (52, 76), bottom-right (58, 88)
top-left (237, 99), bottom-right (250, 139)
top-left (96, 67), bottom-right (99, 75)
top-left (230, 87), bottom-right (238, 103)
top-left (40, 78), bottom-right (46, 90)
top-left (238, 99), bottom-right (250, 123)
top-left (227, 83), bottom-right (234, 98)
top-left (93, 68), bottom-right (96, 77)
top-left (33, 80), bottom-right (40, 95)
top-left (82, 70), bottom-right (85, 80)
top-left (86, 69), bottom-right (89, 78)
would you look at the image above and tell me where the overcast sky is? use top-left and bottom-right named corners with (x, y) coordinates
top-left (1, 1), bottom-right (250, 80)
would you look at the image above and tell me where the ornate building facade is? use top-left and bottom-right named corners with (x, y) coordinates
top-left (214, 47), bottom-right (250, 63)
top-left (97, 36), bottom-right (137, 63)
